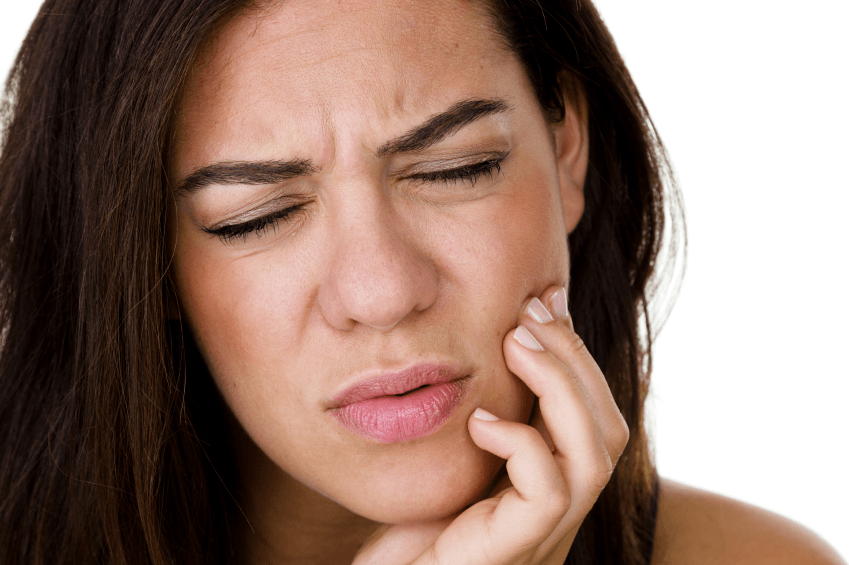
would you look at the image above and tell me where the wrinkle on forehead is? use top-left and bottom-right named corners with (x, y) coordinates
top-left (171, 0), bottom-right (521, 175)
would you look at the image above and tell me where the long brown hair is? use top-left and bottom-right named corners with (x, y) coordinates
top-left (0, 1), bottom-right (683, 564)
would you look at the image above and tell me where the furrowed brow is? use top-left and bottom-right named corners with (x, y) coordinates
top-left (174, 159), bottom-right (317, 196)
top-left (377, 98), bottom-right (512, 158)
top-left (174, 99), bottom-right (509, 195)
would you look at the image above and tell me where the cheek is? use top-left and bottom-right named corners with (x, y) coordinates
top-left (170, 232), bottom-right (311, 406)
top-left (416, 162), bottom-right (568, 418)
top-left (508, 166), bottom-right (571, 280)
top-left (430, 164), bottom-right (569, 300)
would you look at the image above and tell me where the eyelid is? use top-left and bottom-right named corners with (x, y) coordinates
top-left (203, 194), bottom-right (307, 232)
top-left (202, 203), bottom-right (308, 244)
top-left (395, 150), bottom-right (509, 178)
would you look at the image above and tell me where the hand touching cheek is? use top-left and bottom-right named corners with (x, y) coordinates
top-left (353, 285), bottom-right (629, 565)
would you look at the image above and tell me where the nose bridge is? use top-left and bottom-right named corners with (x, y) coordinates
top-left (319, 190), bottom-right (438, 331)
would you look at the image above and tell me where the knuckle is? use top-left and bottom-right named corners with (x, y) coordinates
top-left (563, 331), bottom-right (592, 362)
top-left (428, 544), bottom-right (448, 565)
top-left (546, 485), bottom-right (572, 518)
top-left (587, 453), bottom-right (615, 492)
top-left (514, 424), bottom-right (544, 447)
top-left (564, 331), bottom-right (586, 353)
top-left (611, 415), bottom-right (630, 453)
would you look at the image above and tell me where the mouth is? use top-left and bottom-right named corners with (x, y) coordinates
top-left (395, 384), bottom-right (430, 396)
top-left (331, 364), bottom-right (469, 407)
top-left (329, 364), bottom-right (472, 443)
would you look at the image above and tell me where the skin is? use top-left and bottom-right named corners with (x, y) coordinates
top-left (167, 1), bottom-right (847, 564)
top-left (653, 480), bottom-right (847, 565)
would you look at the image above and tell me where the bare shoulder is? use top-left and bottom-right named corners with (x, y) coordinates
top-left (652, 478), bottom-right (846, 565)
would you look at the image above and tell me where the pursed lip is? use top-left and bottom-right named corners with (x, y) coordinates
top-left (330, 363), bottom-right (470, 408)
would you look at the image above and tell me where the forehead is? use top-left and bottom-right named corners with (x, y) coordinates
top-left (172, 0), bottom-right (521, 172)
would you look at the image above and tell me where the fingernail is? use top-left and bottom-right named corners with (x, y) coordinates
top-left (513, 325), bottom-right (544, 351)
top-left (525, 297), bottom-right (555, 324)
top-left (551, 287), bottom-right (569, 320)
top-left (473, 407), bottom-right (500, 421)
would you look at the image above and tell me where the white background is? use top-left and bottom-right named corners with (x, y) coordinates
top-left (2, 0), bottom-right (846, 559)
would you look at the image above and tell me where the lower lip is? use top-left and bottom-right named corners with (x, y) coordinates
top-left (331, 379), bottom-right (469, 443)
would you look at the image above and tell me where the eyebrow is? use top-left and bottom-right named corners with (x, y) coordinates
top-left (174, 97), bottom-right (511, 196)
top-left (376, 97), bottom-right (511, 157)
top-left (174, 159), bottom-right (317, 197)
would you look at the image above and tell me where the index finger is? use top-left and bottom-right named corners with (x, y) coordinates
top-left (522, 287), bottom-right (629, 461)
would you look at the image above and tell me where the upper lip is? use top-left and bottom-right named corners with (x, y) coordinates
top-left (331, 363), bottom-right (469, 407)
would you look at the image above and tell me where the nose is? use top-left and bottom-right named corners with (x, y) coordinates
top-left (318, 198), bottom-right (439, 332)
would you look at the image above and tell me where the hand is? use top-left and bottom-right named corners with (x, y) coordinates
top-left (353, 285), bottom-right (630, 565)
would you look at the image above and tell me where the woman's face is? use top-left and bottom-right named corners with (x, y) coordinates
top-left (169, 0), bottom-right (585, 523)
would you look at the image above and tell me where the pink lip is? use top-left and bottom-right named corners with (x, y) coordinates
top-left (330, 364), bottom-right (470, 443)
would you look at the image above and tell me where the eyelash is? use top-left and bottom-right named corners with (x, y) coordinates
top-left (203, 205), bottom-right (306, 244)
top-left (206, 155), bottom-right (506, 244)
top-left (407, 156), bottom-right (505, 186)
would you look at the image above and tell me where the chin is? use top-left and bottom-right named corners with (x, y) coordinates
top-left (324, 430), bottom-right (507, 524)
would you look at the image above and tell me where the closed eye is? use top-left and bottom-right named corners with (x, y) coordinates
top-left (202, 154), bottom-right (507, 244)
top-left (203, 204), bottom-right (306, 244)
top-left (406, 155), bottom-right (506, 186)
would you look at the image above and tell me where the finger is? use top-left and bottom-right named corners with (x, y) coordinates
top-left (519, 289), bottom-right (630, 465)
top-left (527, 398), bottom-right (556, 452)
top-left (430, 409), bottom-right (569, 564)
top-left (525, 289), bottom-right (622, 435)
top-left (352, 520), bottom-right (453, 565)
top-left (519, 365), bottom-right (603, 562)
top-left (503, 327), bottom-right (622, 505)
top-left (542, 285), bottom-right (574, 331)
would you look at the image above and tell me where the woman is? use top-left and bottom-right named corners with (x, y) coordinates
top-left (0, 0), bottom-right (843, 564)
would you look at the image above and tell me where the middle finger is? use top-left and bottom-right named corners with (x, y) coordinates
top-left (524, 289), bottom-right (629, 461)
